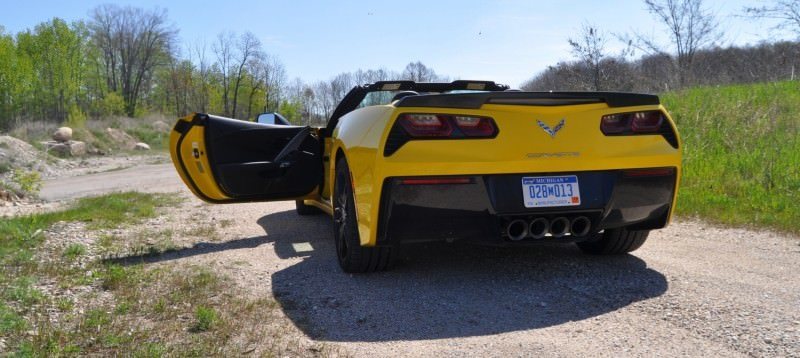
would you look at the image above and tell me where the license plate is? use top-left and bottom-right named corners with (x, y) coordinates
top-left (522, 175), bottom-right (581, 208)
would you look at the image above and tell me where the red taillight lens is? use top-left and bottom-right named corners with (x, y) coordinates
top-left (453, 116), bottom-right (497, 137)
top-left (600, 114), bottom-right (629, 134)
top-left (631, 111), bottom-right (664, 133)
top-left (398, 114), bottom-right (453, 137)
top-left (398, 114), bottom-right (497, 138)
top-left (601, 111), bottom-right (665, 135)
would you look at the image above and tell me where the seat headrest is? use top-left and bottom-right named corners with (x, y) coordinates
top-left (391, 91), bottom-right (420, 102)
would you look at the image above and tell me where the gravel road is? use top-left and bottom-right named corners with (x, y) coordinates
top-left (39, 163), bottom-right (183, 201)
top-left (43, 164), bottom-right (800, 357)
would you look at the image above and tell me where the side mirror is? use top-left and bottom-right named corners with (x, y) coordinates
top-left (256, 112), bottom-right (290, 125)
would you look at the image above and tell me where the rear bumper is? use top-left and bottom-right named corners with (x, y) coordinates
top-left (375, 168), bottom-right (677, 245)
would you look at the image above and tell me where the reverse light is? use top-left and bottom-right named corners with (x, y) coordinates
top-left (601, 111), bottom-right (665, 135)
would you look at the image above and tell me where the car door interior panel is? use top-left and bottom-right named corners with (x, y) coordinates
top-left (203, 114), bottom-right (322, 200)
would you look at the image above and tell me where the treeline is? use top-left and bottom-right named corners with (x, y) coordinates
top-left (522, 0), bottom-right (800, 93)
top-left (0, 4), bottom-right (447, 131)
top-left (522, 41), bottom-right (800, 92)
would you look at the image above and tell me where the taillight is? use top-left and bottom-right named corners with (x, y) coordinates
top-left (398, 114), bottom-right (453, 137)
top-left (453, 116), bottom-right (497, 136)
top-left (397, 114), bottom-right (497, 138)
top-left (601, 111), bottom-right (665, 135)
top-left (631, 112), bottom-right (663, 132)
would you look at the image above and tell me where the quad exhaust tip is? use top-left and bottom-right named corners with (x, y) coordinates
top-left (506, 219), bottom-right (529, 241)
top-left (549, 217), bottom-right (570, 237)
top-left (570, 216), bottom-right (592, 237)
top-left (528, 217), bottom-right (549, 239)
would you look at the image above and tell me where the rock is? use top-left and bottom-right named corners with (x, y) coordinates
top-left (52, 127), bottom-right (73, 142)
top-left (134, 142), bottom-right (150, 151)
top-left (105, 128), bottom-right (137, 150)
top-left (151, 120), bottom-right (171, 132)
top-left (42, 140), bottom-right (87, 157)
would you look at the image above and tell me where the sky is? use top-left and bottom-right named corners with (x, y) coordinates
top-left (0, 0), bottom-right (790, 87)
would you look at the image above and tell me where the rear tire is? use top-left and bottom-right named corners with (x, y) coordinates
top-left (333, 158), bottom-right (395, 273)
top-left (577, 228), bottom-right (649, 255)
top-left (295, 200), bottom-right (321, 215)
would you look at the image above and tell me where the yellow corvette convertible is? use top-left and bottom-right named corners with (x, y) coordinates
top-left (170, 80), bottom-right (681, 272)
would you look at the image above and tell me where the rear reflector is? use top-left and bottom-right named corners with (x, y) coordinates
top-left (623, 168), bottom-right (675, 177)
top-left (400, 178), bottom-right (473, 185)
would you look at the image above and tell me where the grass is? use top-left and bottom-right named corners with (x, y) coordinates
top-left (126, 126), bottom-right (169, 151)
top-left (663, 81), bottom-right (800, 233)
top-left (191, 306), bottom-right (217, 332)
top-left (0, 192), bottom-right (174, 353)
top-left (0, 191), bottom-right (325, 356)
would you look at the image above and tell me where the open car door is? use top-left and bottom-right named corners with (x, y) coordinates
top-left (170, 113), bottom-right (322, 203)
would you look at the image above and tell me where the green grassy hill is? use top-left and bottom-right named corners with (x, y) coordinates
top-left (662, 81), bottom-right (800, 233)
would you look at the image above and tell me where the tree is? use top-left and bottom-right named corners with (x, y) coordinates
top-left (401, 61), bottom-right (441, 82)
top-left (0, 28), bottom-right (32, 129)
top-left (231, 32), bottom-right (261, 119)
top-left (16, 18), bottom-right (87, 122)
top-left (629, 0), bottom-right (721, 87)
top-left (261, 54), bottom-right (287, 112)
top-left (213, 31), bottom-right (262, 119)
top-left (568, 24), bottom-right (609, 90)
top-left (745, 1), bottom-right (800, 37)
top-left (89, 4), bottom-right (176, 116)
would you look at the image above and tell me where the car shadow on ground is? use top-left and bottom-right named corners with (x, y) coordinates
top-left (257, 210), bottom-right (669, 342)
top-left (106, 208), bottom-right (668, 342)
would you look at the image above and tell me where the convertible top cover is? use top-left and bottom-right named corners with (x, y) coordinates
top-left (326, 80), bottom-right (660, 133)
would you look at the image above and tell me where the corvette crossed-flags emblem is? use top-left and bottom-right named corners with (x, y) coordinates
top-left (536, 119), bottom-right (566, 138)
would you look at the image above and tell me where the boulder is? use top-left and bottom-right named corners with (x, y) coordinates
top-left (134, 142), bottom-right (151, 151)
top-left (52, 127), bottom-right (73, 142)
top-left (105, 128), bottom-right (137, 150)
top-left (151, 120), bottom-right (171, 132)
top-left (42, 140), bottom-right (87, 157)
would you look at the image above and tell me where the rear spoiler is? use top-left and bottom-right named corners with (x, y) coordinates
top-left (395, 91), bottom-right (660, 109)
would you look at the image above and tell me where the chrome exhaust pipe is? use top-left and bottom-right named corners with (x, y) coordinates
top-left (528, 217), bottom-right (549, 239)
top-left (570, 216), bottom-right (592, 237)
top-left (549, 217), bottom-right (570, 237)
top-left (506, 219), bottom-right (529, 241)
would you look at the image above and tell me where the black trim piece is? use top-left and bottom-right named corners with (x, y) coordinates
top-left (173, 119), bottom-right (193, 134)
top-left (375, 169), bottom-right (676, 244)
top-left (659, 119), bottom-right (680, 149)
top-left (396, 91), bottom-right (660, 109)
top-left (325, 80), bottom-right (510, 136)
top-left (383, 122), bottom-right (411, 156)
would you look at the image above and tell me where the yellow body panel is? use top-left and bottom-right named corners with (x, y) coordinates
top-left (169, 114), bottom-right (231, 201)
top-left (323, 103), bottom-right (681, 246)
